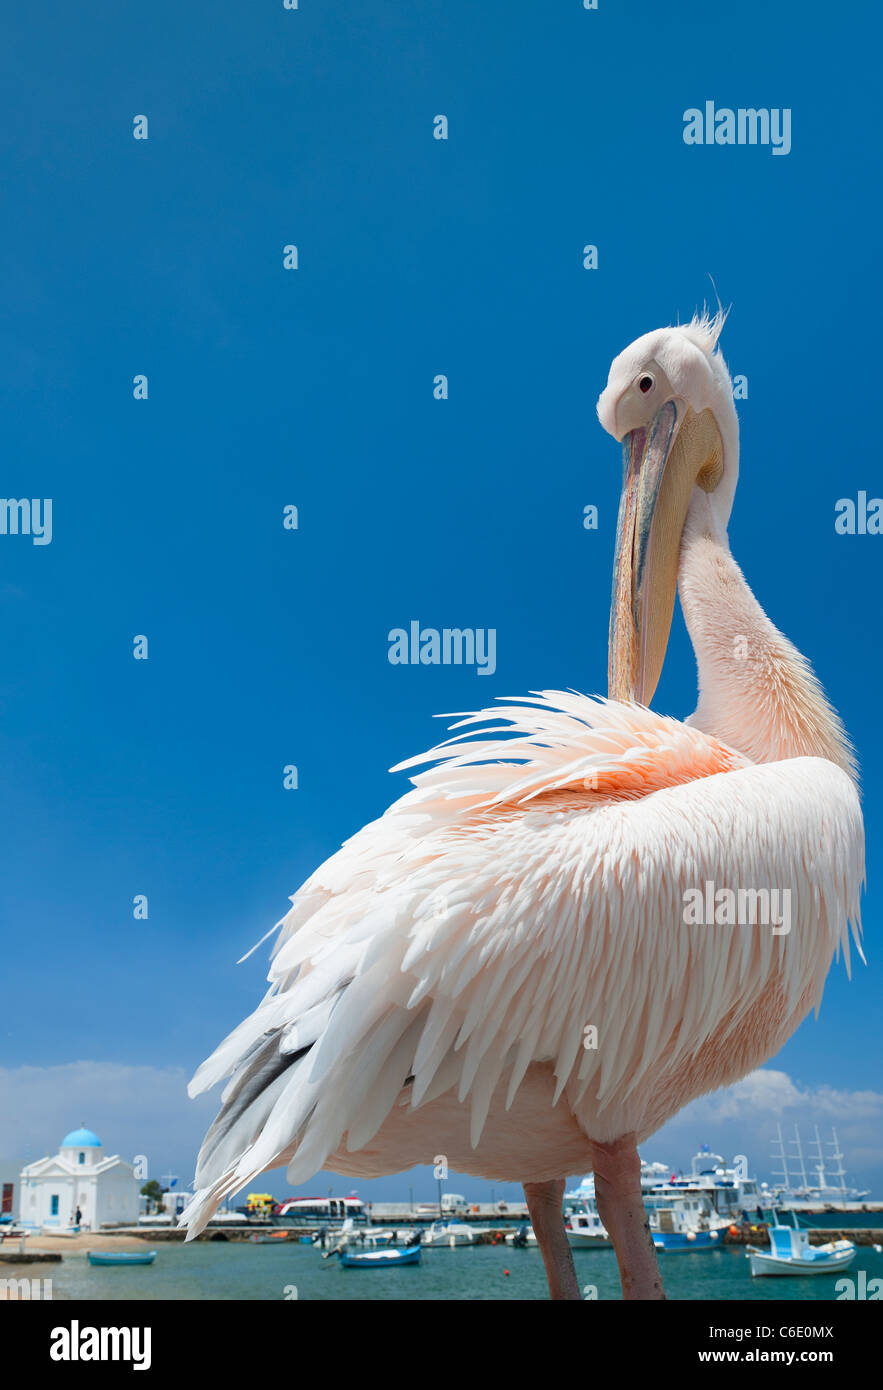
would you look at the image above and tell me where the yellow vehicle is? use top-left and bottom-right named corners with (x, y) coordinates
top-left (244, 1193), bottom-right (275, 1217)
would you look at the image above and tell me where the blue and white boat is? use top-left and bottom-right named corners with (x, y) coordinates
top-left (566, 1146), bottom-right (765, 1252)
top-left (747, 1213), bottom-right (856, 1276)
top-left (640, 1146), bottom-right (768, 1249)
top-left (646, 1192), bottom-right (729, 1252)
top-left (87, 1250), bottom-right (157, 1266)
top-left (568, 1168), bottom-right (728, 1252)
top-left (644, 1147), bottom-right (764, 1221)
top-left (337, 1245), bottom-right (421, 1268)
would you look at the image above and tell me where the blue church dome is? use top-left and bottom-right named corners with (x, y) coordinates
top-left (61, 1126), bottom-right (101, 1148)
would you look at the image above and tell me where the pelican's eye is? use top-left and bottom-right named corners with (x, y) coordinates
top-left (638, 374), bottom-right (654, 394)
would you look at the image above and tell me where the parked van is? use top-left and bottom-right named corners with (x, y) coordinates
top-left (441, 1194), bottom-right (468, 1215)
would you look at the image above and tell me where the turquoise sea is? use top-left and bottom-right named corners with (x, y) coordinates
top-left (19, 1240), bottom-right (883, 1302)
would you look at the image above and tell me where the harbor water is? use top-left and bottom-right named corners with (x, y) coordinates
top-left (15, 1239), bottom-right (883, 1301)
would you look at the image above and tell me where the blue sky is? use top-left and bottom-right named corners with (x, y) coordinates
top-left (1, 1), bottom-right (880, 1201)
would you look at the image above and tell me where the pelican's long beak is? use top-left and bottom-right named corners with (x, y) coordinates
top-left (608, 401), bottom-right (723, 705)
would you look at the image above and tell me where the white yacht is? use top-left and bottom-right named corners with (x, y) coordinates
top-left (565, 1204), bottom-right (612, 1248)
top-left (644, 1146), bottom-right (764, 1221)
top-left (421, 1219), bottom-right (479, 1247)
top-left (562, 1177), bottom-right (611, 1248)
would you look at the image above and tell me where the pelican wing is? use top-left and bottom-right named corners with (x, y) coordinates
top-left (181, 693), bottom-right (863, 1234)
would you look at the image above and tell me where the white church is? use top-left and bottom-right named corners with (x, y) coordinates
top-left (19, 1126), bottom-right (141, 1232)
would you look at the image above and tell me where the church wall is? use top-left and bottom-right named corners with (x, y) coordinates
top-left (95, 1165), bottom-right (140, 1227)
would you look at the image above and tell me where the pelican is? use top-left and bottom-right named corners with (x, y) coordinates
top-left (182, 312), bottom-right (864, 1300)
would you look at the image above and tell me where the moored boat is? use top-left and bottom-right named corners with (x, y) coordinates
top-left (420, 1220), bottom-right (479, 1247)
top-left (566, 1207), bottom-right (612, 1249)
top-left (768, 1124), bottom-right (871, 1211)
top-left (562, 1181), bottom-right (612, 1248)
top-left (338, 1245), bottom-right (421, 1268)
top-left (747, 1214), bottom-right (856, 1276)
top-left (505, 1224), bottom-right (538, 1247)
top-left (647, 1192), bottom-right (729, 1252)
top-left (87, 1250), bottom-right (157, 1266)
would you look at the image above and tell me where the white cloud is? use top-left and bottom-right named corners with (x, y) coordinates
top-left (0, 1061), bottom-right (216, 1184)
top-left (650, 1069), bottom-right (883, 1191)
top-left (1, 1062), bottom-right (880, 1201)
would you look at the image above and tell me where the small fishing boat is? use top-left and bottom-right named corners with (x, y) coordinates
top-left (565, 1202), bottom-right (612, 1249)
top-left (647, 1193), bottom-right (729, 1252)
top-left (505, 1224), bottom-right (538, 1248)
top-left (338, 1245), bottom-right (421, 1268)
top-left (320, 1218), bottom-right (405, 1255)
top-left (250, 1231), bottom-right (290, 1243)
top-left (421, 1220), bottom-right (478, 1247)
top-left (87, 1250), bottom-right (157, 1266)
top-left (747, 1215), bottom-right (856, 1276)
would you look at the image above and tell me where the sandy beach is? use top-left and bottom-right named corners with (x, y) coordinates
top-left (1, 1231), bottom-right (152, 1255)
top-left (0, 1232), bottom-right (156, 1298)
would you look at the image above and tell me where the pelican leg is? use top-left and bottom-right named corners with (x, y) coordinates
top-left (523, 1178), bottom-right (580, 1300)
top-left (590, 1133), bottom-right (666, 1300)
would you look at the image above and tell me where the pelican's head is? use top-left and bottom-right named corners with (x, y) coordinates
top-left (597, 311), bottom-right (739, 705)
